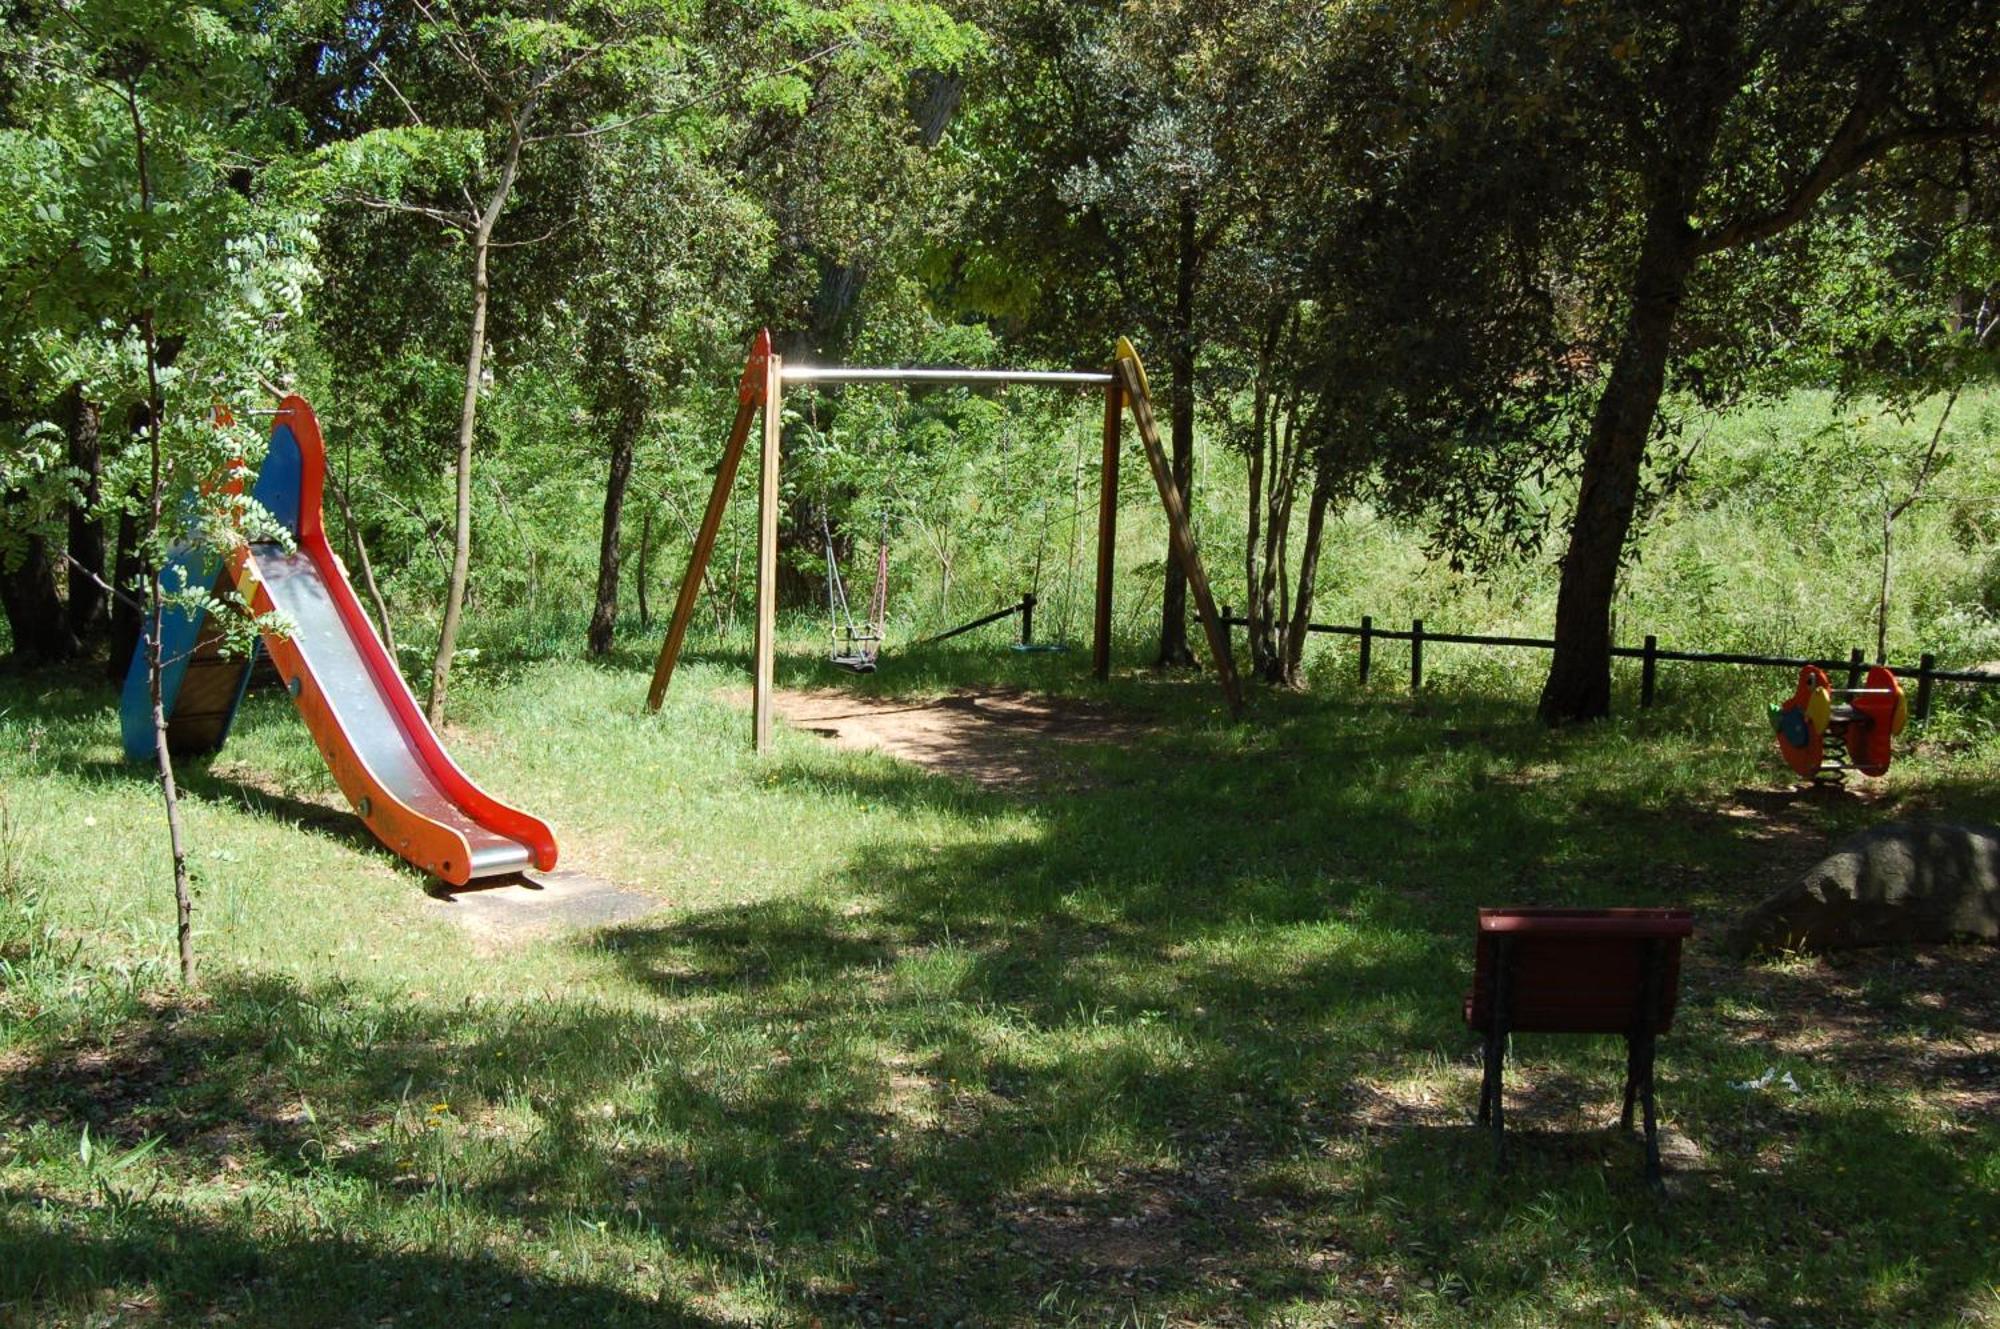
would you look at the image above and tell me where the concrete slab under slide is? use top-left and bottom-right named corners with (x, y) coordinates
top-left (424, 869), bottom-right (662, 943)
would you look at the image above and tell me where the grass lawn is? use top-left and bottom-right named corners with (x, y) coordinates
top-left (3, 639), bottom-right (1998, 1327)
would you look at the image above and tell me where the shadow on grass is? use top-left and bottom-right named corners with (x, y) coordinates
top-left (0, 1183), bottom-right (724, 1327)
top-left (8, 663), bottom-right (2000, 1324)
top-left (67, 751), bottom-right (388, 867)
top-left (1339, 1092), bottom-right (2000, 1322)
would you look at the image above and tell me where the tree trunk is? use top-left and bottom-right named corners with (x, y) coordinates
top-left (106, 501), bottom-right (143, 683)
top-left (588, 383), bottom-right (646, 656)
top-left (1877, 388), bottom-right (1960, 663)
top-left (635, 503), bottom-right (654, 629)
top-left (148, 593), bottom-right (195, 987)
top-left (65, 388), bottom-right (106, 642)
top-left (1243, 366), bottom-right (1268, 674)
top-left (1242, 308), bottom-right (1304, 684)
top-left (1278, 470), bottom-right (1333, 689)
top-left (1156, 193), bottom-right (1200, 668)
top-left (1253, 397), bottom-right (1304, 684)
top-left (123, 75), bottom-right (196, 987)
top-left (426, 228), bottom-right (489, 724)
top-left (1876, 494), bottom-right (1892, 664)
top-left (334, 474), bottom-right (397, 660)
top-left (427, 114), bottom-right (529, 725)
top-left (0, 534), bottom-right (78, 663)
top-left (141, 462), bottom-right (195, 985)
top-left (1538, 212), bottom-right (1696, 724)
top-left (914, 70), bottom-right (963, 148)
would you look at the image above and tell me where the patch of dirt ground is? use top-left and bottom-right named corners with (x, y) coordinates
top-left (767, 686), bottom-right (1152, 790)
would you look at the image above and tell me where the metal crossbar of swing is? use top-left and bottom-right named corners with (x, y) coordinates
top-left (779, 366), bottom-right (1116, 387)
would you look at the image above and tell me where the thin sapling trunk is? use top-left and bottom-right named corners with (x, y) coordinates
top-left (335, 467), bottom-right (397, 659)
top-left (636, 503), bottom-right (653, 629)
top-left (428, 110), bottom-right (533, 724)
top-left (588, 368), bottom-right (647, 656)
top-left (126, 81), bottom-right (196, 986)
top-left (1877, 387), bottom-right (1960, 662)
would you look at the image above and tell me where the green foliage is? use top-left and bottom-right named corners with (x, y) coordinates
top-left (311, 126), bottom-right (488, 203)
top-left (0, 0), bottom-right (317, 583)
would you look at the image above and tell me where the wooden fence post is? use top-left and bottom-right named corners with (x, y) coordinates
top-left (1359, 615), bottom-right (1373, 685)
top-left (1641, 634), bottom-right (1658, 709)
top-left (1411, 617), bottom-right (1424, 694)
top-left (1020, 592), bottom-right (1037, 647)
top-left (1915, 652), bottom-right (1936, 721)
top-left (1846, 648), bottom-right (1865, 692)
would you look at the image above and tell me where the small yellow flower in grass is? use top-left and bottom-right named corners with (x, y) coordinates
top-left (431, 1103), bottom-right (450, 1114)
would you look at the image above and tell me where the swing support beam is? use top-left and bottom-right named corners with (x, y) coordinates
top-left (782, 367), bottom-right (1116, 387)
top-left (647, 329), bottom-right (1245, 752)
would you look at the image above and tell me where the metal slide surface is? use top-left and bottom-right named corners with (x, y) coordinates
top-left (233, 397), bottom-right (558, 884)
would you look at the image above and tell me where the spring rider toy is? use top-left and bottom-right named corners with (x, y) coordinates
top-left (1769, 664), bottom-right (1907, 781)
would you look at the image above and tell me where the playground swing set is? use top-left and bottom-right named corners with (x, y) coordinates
top-left (644, 330), bottom-right (1245, 751)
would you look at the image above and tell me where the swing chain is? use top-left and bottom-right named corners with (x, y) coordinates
top-left (815, 392), bottom-right (888, 672)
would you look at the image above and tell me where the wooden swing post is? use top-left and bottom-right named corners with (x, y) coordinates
top-left (754, 351), bottom-right (782, 754)
top-left (647, 330), bottom-right (770, 711)
top-left (1113, 341), bottom-right (1245, 718)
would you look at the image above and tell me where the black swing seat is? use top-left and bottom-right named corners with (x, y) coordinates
top-left (829, 623), bottom-right (882, 673)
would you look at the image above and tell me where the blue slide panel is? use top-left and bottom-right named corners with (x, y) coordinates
top-left (118, 542), bottom-right (228, 761)
top-left (117, 426), bottom-right (305, 762)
